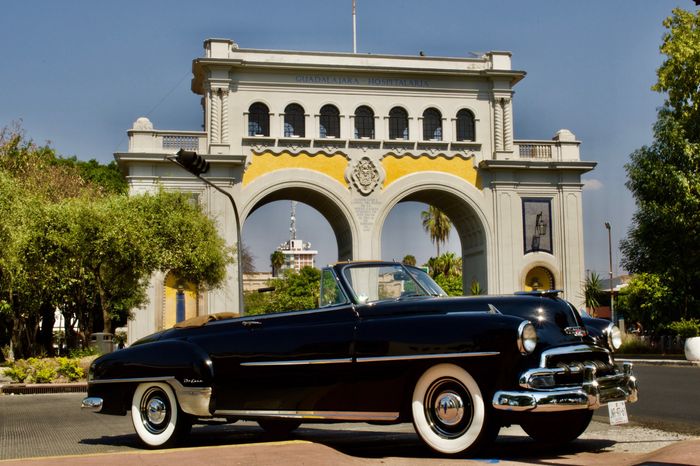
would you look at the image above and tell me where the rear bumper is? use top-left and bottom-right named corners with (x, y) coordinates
top-left (81, 397), bottom-right (104, 412)
top-left (493, 361), bottom-right (638, 413)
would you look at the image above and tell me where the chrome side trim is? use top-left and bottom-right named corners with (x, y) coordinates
top-left (241, 357), bottom-right (353, 367)
top-left (539, 344), bottom-right (611, 368)
top-left (89, 376), bottom-right (212, 417)
top-left (356, 351), bottom-right (499, 363)
top-left (81, 397), bottom-right (103, 412)
top-left (214, 409), bottom-right (399, 421)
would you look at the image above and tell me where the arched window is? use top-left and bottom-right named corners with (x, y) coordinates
top-left (354, 106), bottom-right (375, 139)
top-left (319, 104), bottom-right (340, 138)
top-left (284, 104), bottom-right (305, 137)
top-left (248, 103), bottom-right (269, 136)
top-left (388, 107), bottom-right (409, 140)
top-left (422, 108), bottom-right (442, 141)
top-left (456, 109), bottom-right (475, 141)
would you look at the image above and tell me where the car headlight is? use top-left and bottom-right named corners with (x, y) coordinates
top-left (606, 323), bottom-right (622, 351)
top-left (518, 321), bottom-right (538, 354)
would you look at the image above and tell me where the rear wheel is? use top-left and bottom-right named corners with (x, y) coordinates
top-left (412, 364), bottom-right (495, 455)
top-left (131, 382), bottom-right (192, 448)
top-left (521, 410), bottom-right (593, 444)
top-left (257, 419), bottom-right (302, 437)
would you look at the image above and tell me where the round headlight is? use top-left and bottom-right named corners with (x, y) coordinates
top-left (607, 324), bottom-right (622, 351)
top-left (518, 321), bottom-right (538, 354)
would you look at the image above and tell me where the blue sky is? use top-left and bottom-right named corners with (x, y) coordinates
top-left (1, 0), bottom-right (690, 276)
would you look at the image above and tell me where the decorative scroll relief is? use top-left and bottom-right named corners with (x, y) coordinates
top-left (346, 157), bottom-right (384, 196)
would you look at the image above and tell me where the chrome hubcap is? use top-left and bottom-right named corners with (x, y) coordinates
top-left (433, 391), bottom-right (464, 426)
top-left (146, 398), bottom-right (167, 425)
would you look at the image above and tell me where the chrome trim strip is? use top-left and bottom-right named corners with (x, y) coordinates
top-left (356, 351), bottom-right (499, 363)
top-left (241, 357), bottom-right (353, 367)
top-left (214, 409), bottom-right (399, 421)
top-left (89, 376), bottom-right (212, 417)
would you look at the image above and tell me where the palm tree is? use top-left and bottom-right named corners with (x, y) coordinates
top-left (421, 205), bottom-right (452, 257)
top-left (402, 255), bottom-right (417, 266)
top-left (584, 271), bottom-right (603, 316)
top-left (270, 250), bottom-right (285, 277)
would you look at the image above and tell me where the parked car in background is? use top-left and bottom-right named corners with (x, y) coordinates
top-left (82, 261), bottom-right (638, 455)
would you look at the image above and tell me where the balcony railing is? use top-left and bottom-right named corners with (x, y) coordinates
top-left (518, 143), bottom-right (552, 159)
top-left (128, 129), bottom-right (207, 154)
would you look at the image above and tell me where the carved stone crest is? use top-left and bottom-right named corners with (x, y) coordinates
top-left (347, 157), bottom-right (383, 195)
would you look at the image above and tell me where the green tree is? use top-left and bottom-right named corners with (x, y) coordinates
top-left (247, 267), bottom-right (321, 315)
top-left (402, 255), bottom-right (417, 267)
top-left (615, 273), bottom-right (674, 332)
top-left (421, 205), bottom-right (452, 257)
top-left (583, 272), bottom-right (603, 315)
top-left (270, 250), bottom-right (285, 277)
top-left (621, 8), bottom-right (700, 320)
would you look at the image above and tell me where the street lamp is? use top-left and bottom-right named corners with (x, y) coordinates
top-left (605, 222), bottom-right (615, 324)
top-left (166, 149), bottom-right (244, 314)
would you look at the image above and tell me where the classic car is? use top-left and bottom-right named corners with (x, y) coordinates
top-left (82, 261), bottom-right (638, 455)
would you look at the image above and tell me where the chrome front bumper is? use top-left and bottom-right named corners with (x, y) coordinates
top-left (493, 361), bottom-right (638, 412)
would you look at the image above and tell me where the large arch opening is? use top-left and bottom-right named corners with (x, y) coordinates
top-left (380, 188), bottom-right (487, 295)
top-left (242, 186), bottom-right (354, 272)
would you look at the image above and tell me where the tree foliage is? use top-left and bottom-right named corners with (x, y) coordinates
top-left (245, 267), bottom-right (320, 315)
top-left (421, 206), bottom-right (452, 257)
top-left (0, 126), bottom-right (232, 357)
top-left (583, 272), bottom-right (603, 314)
top-left (615, 273), bottom-right (675, 331)
top-left (621, 8), bottom-right (700, 321)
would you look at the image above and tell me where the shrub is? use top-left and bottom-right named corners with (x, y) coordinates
top-left (618, 334), bottom-right (656, 355)
top-left (5, 359), bottom-right (30, 382)
top-left (56, 357), bottom-right (84, 381)
top-left (30, 358), bottom-right (57, 383)
top-left (69, 346), bottom-right (100, 359)
top-left (668, 318), bottom-right (700, 339)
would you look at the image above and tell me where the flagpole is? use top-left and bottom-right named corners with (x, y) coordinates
top-left (352, 0), bottom-right (357, 53)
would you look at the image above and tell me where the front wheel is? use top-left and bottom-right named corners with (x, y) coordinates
top-left (131, 382), bottom-right (192, 448)
top-left (520, 410), bottom-right (593, 444)
top-left (412, 364), bottom-right (495, 455)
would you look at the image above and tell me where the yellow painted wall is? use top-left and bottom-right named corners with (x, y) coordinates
top-left (523, 266), bottom-right (555, 292)
top-left (164, 274), bottom-right (198, 329)
top-left (243, 151), bottom-right (348, 187)
top-left (382, 154), bottom-right (481, 189)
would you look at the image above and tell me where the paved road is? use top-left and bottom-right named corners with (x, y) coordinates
top-left (0, 392), bottom-right (696, 464)
top-left (613, 364), bottom-right (700, 435)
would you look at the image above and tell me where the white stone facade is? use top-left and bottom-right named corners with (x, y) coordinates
top-left (116, 39), bottom-right (595, 344)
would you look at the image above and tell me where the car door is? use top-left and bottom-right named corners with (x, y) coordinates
top-left (195, 272), bottom-right (357, 414)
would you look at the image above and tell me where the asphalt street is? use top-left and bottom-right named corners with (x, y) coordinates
top-left (0, 392), bottom-right (697, 464)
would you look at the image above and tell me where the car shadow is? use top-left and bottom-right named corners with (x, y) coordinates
top-left (80, 422), bottom-right (617, 463)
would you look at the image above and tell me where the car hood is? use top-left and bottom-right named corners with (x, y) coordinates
top-left (360, 294), bottom-right (588, 348)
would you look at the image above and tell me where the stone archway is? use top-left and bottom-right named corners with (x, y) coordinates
top-left (240, 169), bottom-right (360, 263)
top-left (376, 173), bottom-right (491, 294)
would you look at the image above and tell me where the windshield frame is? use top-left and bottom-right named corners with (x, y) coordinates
top-left (338, 262), bottom-right (432, 304)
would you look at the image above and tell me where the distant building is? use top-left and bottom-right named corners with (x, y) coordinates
top-left (277, 201), bottom-right (318, 272)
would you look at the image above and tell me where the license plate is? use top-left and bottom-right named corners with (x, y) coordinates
top-left (608, 400), bottom-right (629, 425)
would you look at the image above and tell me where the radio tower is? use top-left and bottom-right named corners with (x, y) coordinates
top-left (277, 201), bottom-right (318, 272)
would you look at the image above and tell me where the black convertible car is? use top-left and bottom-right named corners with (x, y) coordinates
top-left (82, 261), bottom-right (638, 455)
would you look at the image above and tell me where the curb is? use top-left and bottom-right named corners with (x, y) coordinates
top-left (1, 382), bottom-right (87, 395)
top-left (618, 358), bottom-right (700, 367)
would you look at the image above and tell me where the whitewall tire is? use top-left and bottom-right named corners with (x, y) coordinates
top-left (411, 364), bottom-right (488, 455)
top-left (131, 382), bottom-right (191, 448)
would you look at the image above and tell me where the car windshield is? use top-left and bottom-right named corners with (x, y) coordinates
top-left (405, 265), bottom-right (448, 297)
top-left (342, 263), bottom-right (430, 304)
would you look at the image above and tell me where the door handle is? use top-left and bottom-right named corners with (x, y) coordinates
top-left (242, 320), bottom-right (262, 328)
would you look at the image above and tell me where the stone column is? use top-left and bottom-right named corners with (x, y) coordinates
top-left (502, 97), bottom-right (513, 151)
top-left (210, 90), bottom-right (221, 143)
top-left (493, 98), bottom-right (503, 151)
